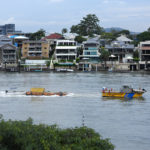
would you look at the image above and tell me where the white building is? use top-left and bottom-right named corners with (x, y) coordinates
top-left (55, 40), bottom-right (77, 61)
top-left (81, 39), bottom-right (100, 62)
top-left (138, 41), bottom-right (150, 70)
top-left (116, 35), bottom-right (133, 44)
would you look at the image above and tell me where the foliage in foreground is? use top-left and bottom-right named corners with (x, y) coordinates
top-left (0, 118), bottom-right (114, 150)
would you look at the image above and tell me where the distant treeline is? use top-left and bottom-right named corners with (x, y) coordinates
top-left (0, 116), bottom-right (114, 150)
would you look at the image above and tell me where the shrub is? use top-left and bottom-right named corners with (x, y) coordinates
top-left (0, 118), bottom-right (114, 150)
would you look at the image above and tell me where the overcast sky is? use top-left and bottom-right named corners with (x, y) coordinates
top-left (0, 0), bottom-right (150, 34)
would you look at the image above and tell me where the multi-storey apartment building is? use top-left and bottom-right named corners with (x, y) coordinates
top-left (78, 38), bottom-right (100, 71)
top-left (81, 39), bottom-right (100, 62)
top-left (0, 24), bottom-right (15, 35)
top-left (22, 41), bottom-right (50, 59)
top-left (0, 44), bottom-right (17, 64)
top-left (139, 41), bottom-right (150, 70)
top-left (55, 40), bottom-right (77, 61)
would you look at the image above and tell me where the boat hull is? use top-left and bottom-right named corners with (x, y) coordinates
top-left (102, 92), bottom-right (143, 98)
top-left (26, 91), bottom-right (67, 96)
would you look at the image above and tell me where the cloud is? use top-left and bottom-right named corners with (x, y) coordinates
top-left (17, 20), bottom-right (57, 26)
top-left (48, 0), bottom-right (64, 3)
top-left (103, 0), bottom-right (125, 4)
top-left (0, 17), bottom-right (15, 24)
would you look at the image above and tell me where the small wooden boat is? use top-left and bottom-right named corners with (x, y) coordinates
top-left (26, 88), bottom-right (67, 96)
top-left (102, 85), bottom-right (146, 98)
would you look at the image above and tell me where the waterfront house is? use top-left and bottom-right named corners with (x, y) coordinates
top-left (0, 44), bottom-right (17, 71)
top-left (55, 39), bottom-right (77, 61)
top-left (79, 38), bottom-right (100, 71)
top-left (105, 41), bottom-right (134, 63)
top-left (22, 40), bottom-right (50, 59)
top-left (81, 38), bottom-right (100, 62)
top-left (0, 44), bottom-right (17, 63)
top-left (138, 41), bottom-right (150, 70)
top-left (53, 40), bottom-right (77, 70)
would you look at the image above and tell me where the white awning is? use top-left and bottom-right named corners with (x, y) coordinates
top-left (109, 54), bottom-right (116, 58)
top-left (126, 56), bottom-right (133, 59)
top-left (14, 36), bottom-right (29, 40)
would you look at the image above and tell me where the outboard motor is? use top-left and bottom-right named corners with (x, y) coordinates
top-left (142, 89), bottom-right (147, 92)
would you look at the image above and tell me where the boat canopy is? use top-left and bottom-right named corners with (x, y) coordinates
top-left (31, 88), bottom-right (45, 93)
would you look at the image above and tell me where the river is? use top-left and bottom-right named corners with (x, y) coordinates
top-left (0, 71), bottom-right (150, 150)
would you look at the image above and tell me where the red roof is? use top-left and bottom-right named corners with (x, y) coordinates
top-left (44, 33), bottom-right (63, 40)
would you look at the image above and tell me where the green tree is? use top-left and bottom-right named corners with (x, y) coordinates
top-left (70, 25), bottom-right (80, 34)
top-left (101, 32), bottom-right (116, 41)
top-left (77, 47), bottom-right (83, 57)
top-left (133, 49), bottom-right (140, 61)
top-left (74, 35), bottom-right (87, 43)
top-left (118, 30), bottom-right (130, 35)
top-left (70, 14), bottom-right (102, 37)
top-left (61, 28), bottom-right (68, 35)
top-left (29, 29), bottom-right (46, 40)
top-left (100, 48), bottom-right (110, 69)
top-left (137, 31), bottom-right (150, 42)
top-left (46, 61), bottom-right (50, 68)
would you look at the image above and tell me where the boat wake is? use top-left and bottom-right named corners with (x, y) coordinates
top-left (0, 91), bottom-right (100, 98)
top-left (0, 91), bottom-right (75, 98)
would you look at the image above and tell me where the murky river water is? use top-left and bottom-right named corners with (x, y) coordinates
top-left (0, 72), bottom-right (150, 150)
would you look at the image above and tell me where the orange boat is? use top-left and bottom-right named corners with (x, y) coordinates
top-left (26, 88), bottom-right (67, 96)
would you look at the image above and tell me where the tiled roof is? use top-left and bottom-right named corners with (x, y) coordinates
top-left (44, 33), bottom-right (63, 39)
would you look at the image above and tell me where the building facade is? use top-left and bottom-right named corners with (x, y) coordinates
top-left (0, 24), bottom-right (15, 35)
top-left (55, 40), bottom-right (77, 61)
top-left (22, 41), bottom-right (50, 59)
top-left (0, 44), bottom-right (17, 64)
top-left (81, 39), bottom-right (100, 62)
top-left (105, 41), bottom-right (134, 63)
top-left (0, 35), bottom-right (12, 45)
top-left (139, 41), bottom-right (150, 70)
top-left (78, 38), bottom-right (100, 71)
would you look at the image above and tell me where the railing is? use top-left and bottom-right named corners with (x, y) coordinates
top-left (141, 47), bottom-right (150, 50)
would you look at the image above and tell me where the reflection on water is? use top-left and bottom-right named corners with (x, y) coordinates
top-left (0, 72), bottom-right (150, 150)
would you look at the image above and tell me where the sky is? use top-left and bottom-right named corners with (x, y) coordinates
top-left (0, 0), bottom-right (150, 34)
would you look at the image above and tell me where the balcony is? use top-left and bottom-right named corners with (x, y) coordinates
top-left (28, 50), bottom-right (42, 53)
top-left (140, 47), bottom-right (150, 50)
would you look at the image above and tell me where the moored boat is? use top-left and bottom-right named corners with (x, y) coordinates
top-left (102, 85), bottom-right (146, 98)
top-left (26, 88), bottom-right (67, 96)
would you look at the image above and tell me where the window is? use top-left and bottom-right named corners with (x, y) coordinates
top-left (91, 52), bottom-right (97, 55)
